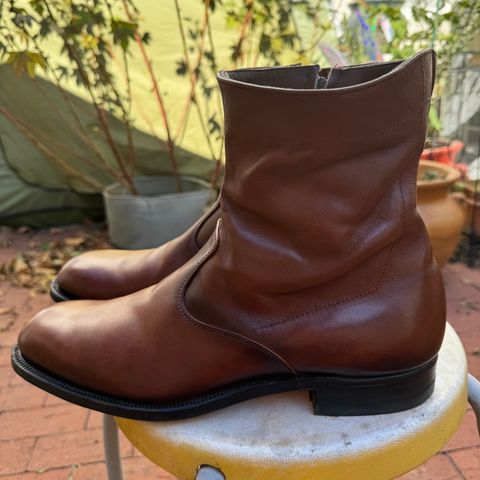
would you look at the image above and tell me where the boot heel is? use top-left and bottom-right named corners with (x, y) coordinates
top-left (309, 357), bottom-right (437, 416)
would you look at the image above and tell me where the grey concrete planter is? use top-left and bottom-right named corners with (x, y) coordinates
top-left (103, 175), bottom-right (214, 249)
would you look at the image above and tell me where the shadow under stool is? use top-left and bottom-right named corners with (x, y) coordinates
top-left (102, 323), bottom-right (480, 480)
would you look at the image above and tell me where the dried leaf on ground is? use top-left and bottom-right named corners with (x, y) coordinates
top-left (0, 229), bottom-right (109, 294)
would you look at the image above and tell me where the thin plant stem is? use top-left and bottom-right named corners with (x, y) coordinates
top-left (252, 24), bottom-right (264, 66)
top-left (104, 0), bottom-right (137, 173)
top-left (41, 1), bottom-right (138, 194)
top-left (206, 19), bottom-right (225, 186)
top-left (121, 0), bottom-right (182, 192)
top-left (122, 50), bottom-right (136, 175)
top-left (172, 0), bottom-right (225, 188)
top-left (173, 0), bottom-right (211, 146)
top-left (233, 0), bottom-right (254, 68)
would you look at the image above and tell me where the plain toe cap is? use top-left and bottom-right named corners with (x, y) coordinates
top-left (57, 255), bottom-right (94, 290)
top-left (18, 306), bottom-right (76, 377)
top-left (56, 253), bottom-right (116, 299)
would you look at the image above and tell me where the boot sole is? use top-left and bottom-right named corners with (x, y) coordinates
top-left (50, 278), bottom-right (77, 302)
top-left (11, 344), bottom-right (436, 421)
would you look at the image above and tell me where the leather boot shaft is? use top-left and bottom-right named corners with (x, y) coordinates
top-left (187, 50), bottom-right (445, 374)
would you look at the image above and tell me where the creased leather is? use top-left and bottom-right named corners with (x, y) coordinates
top-left (186, 49), bottom-right (445, 375)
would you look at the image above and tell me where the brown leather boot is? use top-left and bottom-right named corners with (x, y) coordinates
top-left (50, 200), bottom-right (220, 302)
top-left (13, 51), bottom-right (445, 420)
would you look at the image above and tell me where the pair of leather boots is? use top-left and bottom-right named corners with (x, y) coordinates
top-left (13, 50), bottom-right (446, 421)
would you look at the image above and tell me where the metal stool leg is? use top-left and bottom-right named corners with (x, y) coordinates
top-left (103, 414), bottom-right (124, 480)
top-left (468, 373), bottom-right (480, 434)
top-left (196, 465), bottom-right (226, 480)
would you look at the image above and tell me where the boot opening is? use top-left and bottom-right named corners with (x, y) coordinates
top-left (221, 64), bottom-right (320, 89)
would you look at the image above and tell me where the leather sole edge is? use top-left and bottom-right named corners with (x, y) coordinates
top-left (11, 344), bottom-right (437, 421)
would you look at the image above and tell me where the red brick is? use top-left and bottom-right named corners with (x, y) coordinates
top-left (1, 327), bottom-right (24, 349)
top-left (10, 372), bottom-right (32, 387)
top-left (442, 409), bottom-right (480, 452)
top-left (447, 263), bottom-right (480, 288)
top-left (447, 304), bottom-right (479, 334)
top-left (0, 288), bottom-right (30, 314)
top-left (86, 411), bottom-right (102, 429)
top-left (43, 394), bottom-right (67, 407)
top-left (0, 404), bottom-right (88, 441)
top-left (23, 295), bottom-right (52, 317)
top-left (449, 446), bottom-right (480, 480)
top-left (444, 280), bottom-right (470, 304)
top-left (459, 329), bottom-right (480, 355)
top-left (399, 452), bottom-right (462, 479)
top-left (0, 438), bottom-right (35, 475)
top-left (0, 384), bottom-right (47, 411)
top-left (467, 353), bottom-right (480, 378)
top-left (0, 473), bottom-right (36, 480)
top-left (67, 462), bottom-right (105, 480)
top-left (28, 428), bottom-right (133, 470)
top-left (444, 263), bottom-right (480, 288)
top-left (0, 346), bottom-right (12, 366)
top-left (0, 460), bottom-right (173, 480)
top-left (0, 365), bottom-right (15, 387)
top-left (0, 311), bottom-right (16, 333)
top-left (443, 271), bottom-right (480, 334)
top-left (114, 456), bottom-right (174, 480)
top-left (0, 472), bottom-right (37, 480)
top-left (0, 466), bottom-right (77, 480)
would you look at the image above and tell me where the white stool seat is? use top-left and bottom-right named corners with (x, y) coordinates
top-left (117, 324), bottom-right (468, 480)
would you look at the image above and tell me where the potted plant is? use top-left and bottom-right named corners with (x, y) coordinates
top-left (0, 0), bottom-right (216, 248)
top-left (417, 160), bottom-right (467, 266)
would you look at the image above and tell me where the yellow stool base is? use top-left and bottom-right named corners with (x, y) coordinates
top-left (117, 324), bottom-right (467, 480)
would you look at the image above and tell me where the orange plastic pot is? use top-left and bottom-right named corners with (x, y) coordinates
top-left (420, 140), bottom-right (464, 167)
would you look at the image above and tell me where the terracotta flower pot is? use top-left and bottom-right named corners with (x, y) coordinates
top-left (417, 160), bottom-right (466, 267)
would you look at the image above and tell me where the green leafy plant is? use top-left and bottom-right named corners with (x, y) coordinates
top-left (337, 0), bottom-right (480, 90)
top-left (336, 0), bottom-right (479, 136)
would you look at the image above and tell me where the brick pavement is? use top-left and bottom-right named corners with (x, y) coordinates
top-left (0, 243), bottom-right (479, 479)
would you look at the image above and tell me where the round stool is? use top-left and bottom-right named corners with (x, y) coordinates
top-left (113, 324), bottom-right (472, 480)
